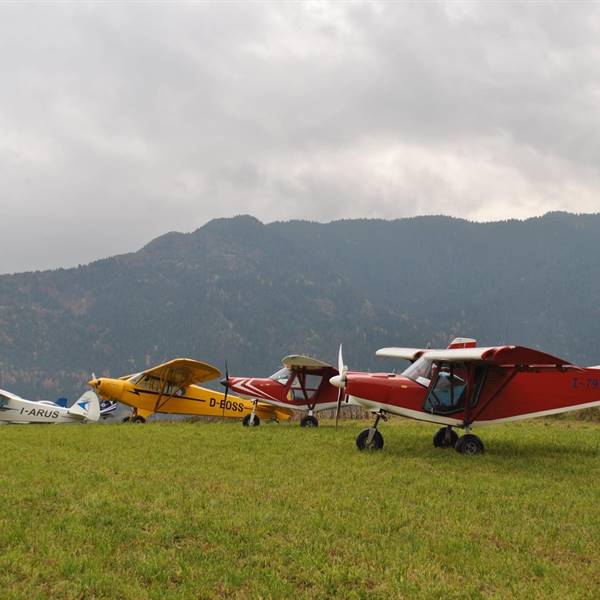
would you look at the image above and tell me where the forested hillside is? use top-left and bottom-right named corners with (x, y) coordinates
top-left (1, 212), bottom-right (599, 399)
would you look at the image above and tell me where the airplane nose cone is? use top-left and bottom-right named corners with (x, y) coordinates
top-left (219, 377), bottom-right (228, 388)
top-left (88, 378), bottom-right (100, 388)
top-left (329, 374), bottom-right (345, 389)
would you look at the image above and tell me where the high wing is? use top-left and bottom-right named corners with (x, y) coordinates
top-left (282, 355), bottom-right (333, 372)
top-left (413, 345), bottom-right (572, 366)
top-left (377, 338), bottom-right (477, 362)
top-left (133, 358), bottom-right (222, 388)
top-left (376, 348), bottom-right (428, 361)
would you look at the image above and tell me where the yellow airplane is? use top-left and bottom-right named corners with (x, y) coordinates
top-left (88, 358), bottom-right (292, 425)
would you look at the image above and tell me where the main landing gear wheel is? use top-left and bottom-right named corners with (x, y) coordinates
top-left (300, 415), bottom-right (319, 428)
top-left (242, 414), bottom-right (260, 427)
top-left (433, 427), bottom-right (459, 448)
top-left (455, 434), bottom-right (484, 455)
top-left (131, 415), bottom-right (146, 424)
top-left (122, 416), bottom-right (131, 423)
top-left (356, 428), bottom-right (384, 451)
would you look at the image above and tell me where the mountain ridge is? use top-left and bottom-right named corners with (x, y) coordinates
top-left (1, 212), bottom-right (599, 400)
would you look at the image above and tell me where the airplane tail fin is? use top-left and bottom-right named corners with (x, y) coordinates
top-left (67, 391), bottom-right (100, 422)
top-left (447, 337), bottom-right (477, 349)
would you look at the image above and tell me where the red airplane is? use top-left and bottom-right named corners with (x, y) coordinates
top-left (330, 338), bottom-right (600, 455)
top-left (222, 355), bottom-right (353, 427)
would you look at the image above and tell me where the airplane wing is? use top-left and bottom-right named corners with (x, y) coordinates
top-left (282, 355), bottom-right (333, 371)
top-left (376, 347), bottom-right (428, 361)
top-left (420, 346), bottom-right (571, 366)
top-left (137, 358), bottom-right (222, 388)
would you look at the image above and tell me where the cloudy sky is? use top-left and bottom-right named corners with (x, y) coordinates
top-left (1, 1), bottom-right (599, 273)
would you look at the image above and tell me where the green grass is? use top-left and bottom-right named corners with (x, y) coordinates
top-left (1, 419), bottom-right (600, 599)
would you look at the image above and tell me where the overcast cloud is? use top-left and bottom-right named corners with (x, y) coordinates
top-left (1, 1), bottom-right (600, 273)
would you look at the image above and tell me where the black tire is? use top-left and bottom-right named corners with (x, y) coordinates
top-left (300, 415), bottom-right (319, 428)
top-left (242, 414), bottom-right (260, 427)
top-left (356, 428), bottom-right (384, 451)
top-left (455, 434), bottom-right (484, 455)
top-left (433, 427), bottom-right (459, 448)
top-left (131, 415), bottom-right (146, 424)
top-left (122, 416), bottom-right (131, 423)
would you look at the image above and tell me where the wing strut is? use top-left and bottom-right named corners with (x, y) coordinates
top-left (467, 368), bottom-right (518, 425)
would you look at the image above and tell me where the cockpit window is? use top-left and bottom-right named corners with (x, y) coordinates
top-left (423, 363), bottom-right (468, 414)
top-left (132, 374), bottom-right (183, 396)
top-left (402, 357), bottom-right (436, 387)
top-left (269, 367), bottom-right (292, 386)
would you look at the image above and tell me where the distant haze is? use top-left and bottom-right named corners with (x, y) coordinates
top-left (1, 2), bottom-right (600, 273)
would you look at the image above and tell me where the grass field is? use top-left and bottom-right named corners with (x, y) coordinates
top-left (2, 419), bottom-right (600, 599)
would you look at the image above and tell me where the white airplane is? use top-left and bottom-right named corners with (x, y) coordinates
top-left (0, 389), bottom-right (100, 424)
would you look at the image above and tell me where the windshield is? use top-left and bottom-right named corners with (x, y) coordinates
top-left (402, 356), bottom-right (436, 387)
top-left (269, 367), bottom-right (292, 386)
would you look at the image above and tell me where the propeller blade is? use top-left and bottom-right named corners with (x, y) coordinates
top-left (223, 361), bottom-right (229, 404)
top-left (335, 387), bottom-right (344, 429)
top-left (334, 344), bottom-right (348, 429)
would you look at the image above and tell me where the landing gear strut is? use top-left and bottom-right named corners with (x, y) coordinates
top-left (356, 411), bottom-right (387, 451)
top-left (242, 400), bottom-right (260, 427)
top-left (433, 426), bottom-right (458, 448)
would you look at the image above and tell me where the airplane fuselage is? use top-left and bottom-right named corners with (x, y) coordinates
top-left (91, 377), bottom-right (291, 421)
top-left (0, 390), bottom-right (90, 424)
top-left (344, 366), bottom-right (600, 428)
top-left (227, 371), bottom-right (342, 413)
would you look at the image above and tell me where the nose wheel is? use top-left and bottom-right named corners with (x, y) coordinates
top-left (242, 401), bottom-right (260, 427)
top-left (300, 415), bottom-right (318, 427)
top-left (242, 413), bottom-right (260, 427)
top-left (356, 428), bottom-right (384, 450)
top-left (356, 410), bottom-right (387, 451)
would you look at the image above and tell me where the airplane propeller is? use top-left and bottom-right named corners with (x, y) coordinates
top-left (223, 362), bottom-right (229, 401)
top-left (332, 344), bottom-right (348, 429)
top-left (221, 361), bottom-right (230, 418)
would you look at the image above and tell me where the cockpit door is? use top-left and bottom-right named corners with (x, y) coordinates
top-left (423, 363), bottom-right (487, 415)
top-left (288, 370), bottom-right (325, 402)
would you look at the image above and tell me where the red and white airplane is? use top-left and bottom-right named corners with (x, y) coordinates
top-left (330, 337), bottom-right (600, 454)
top-left (222, 355), bottom-right (355, 427)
